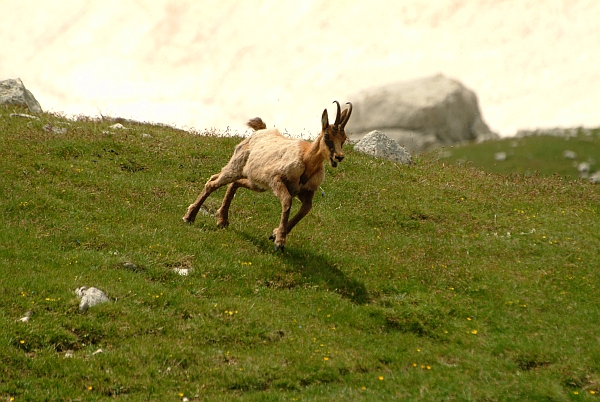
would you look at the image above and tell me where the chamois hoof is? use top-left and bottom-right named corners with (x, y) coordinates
top-left (217, 221), bottom-right (229, 229)
top-left (274, 244), bottom-right (285, 253)
top-left (182, 216), bottom-right (195, 224)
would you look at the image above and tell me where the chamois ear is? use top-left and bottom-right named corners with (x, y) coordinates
top-left (339, 108), bottom-right (348, 127)
top-left (321, 109), bottom-right (329, 131)
top-left (341, 102), bottom-right (353, 129)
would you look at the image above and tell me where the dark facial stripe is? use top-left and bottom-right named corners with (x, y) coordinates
top-left (324, 131), bottom-right (336, 154)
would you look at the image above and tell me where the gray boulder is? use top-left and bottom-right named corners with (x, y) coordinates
top-left (346, 74), bottom-right (497, 153)
top-left (354, 130), bottom-right (412, 165)
top-left (0, 78), bottom-right (42, 113)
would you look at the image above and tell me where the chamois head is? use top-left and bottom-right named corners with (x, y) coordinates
top-left (321, 101), bottom-right (352, 168)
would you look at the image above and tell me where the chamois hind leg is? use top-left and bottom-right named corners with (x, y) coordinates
top-left (268, 178), bottom-right (293, 252)
top-left (285, 190), bottom-right (315, 235)
top-left (184, 138), bottom-right (251, 223)
top-left (217, 179), bottom-right (266, 228)
top-left (183, 171), bottom-right (241, 223)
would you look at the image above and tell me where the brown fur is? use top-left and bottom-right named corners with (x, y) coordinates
top-left (182, 102), bottom-right (352, 251)
top-left (247, 117), bottom-right (267, 131)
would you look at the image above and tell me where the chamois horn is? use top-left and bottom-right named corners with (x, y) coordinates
top-left (332, 100), bottom-right (342, 128)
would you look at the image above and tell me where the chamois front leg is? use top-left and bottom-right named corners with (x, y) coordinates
top-left (217, 179), bottom-right (266, 228)
top-left (285, 190), bottom-right (314, 235)
top-left (269, 179), bottom-right (293, 252)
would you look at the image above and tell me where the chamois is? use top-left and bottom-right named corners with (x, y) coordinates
top-left (182, 101), bottom-right (353, 251)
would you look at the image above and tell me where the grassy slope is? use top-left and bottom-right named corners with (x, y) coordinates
top-left (437, 130), bottom-right (600, 180)
top-left (1, 105), bottom-right (599, 401)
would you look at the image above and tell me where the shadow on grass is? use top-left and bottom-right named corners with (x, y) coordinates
top-left (238, 231), bottom-right (369, 305)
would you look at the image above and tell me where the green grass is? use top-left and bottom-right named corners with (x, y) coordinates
top-left (436, 129), bottom-right (600, 180)
top-left (1, 105), bottom-right (600, 401)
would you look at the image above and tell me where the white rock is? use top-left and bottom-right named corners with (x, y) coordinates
top-left (109, 123), bottom-right (127, 129)
top-left (354, 130), bottom-right (412, 165)
top-left (18, 311), bottom-right (32, 323)
top-left (589, 171), bottom-right (600, 184)
top-left (43, 124), bottom-right (67, 135)
top-left (75, 286), bottom-right (110, 311)
top-left (563, 150), bottom-right (577, 159)
top-left (173, 268), bottom-right (192, 276)
top-left (10, 113), bottom-right (39, 119)
top-left (578, 162), bottom-right (591, 173)
top-left (494, 152), bottom-right (507, 161)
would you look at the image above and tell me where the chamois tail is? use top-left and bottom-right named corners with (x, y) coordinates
top-left (247, 117), bottom-right (267, 131)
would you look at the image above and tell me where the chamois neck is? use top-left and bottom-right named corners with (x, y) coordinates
top-left (306, 132), bottom-right (327, 161)
top-left (301, 132), bottom-right (328, 176)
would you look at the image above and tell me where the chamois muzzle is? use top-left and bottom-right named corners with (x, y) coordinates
top-left (330, 154), bottom-right (344, 168)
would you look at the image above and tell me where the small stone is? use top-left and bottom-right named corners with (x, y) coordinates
top-left (76, 287), bottom-right (110, 311)
top-left (173, 268), bottom-right (191, 276)
top-left (494, 152), bottom-right (507, 161)
top-left (563, 150), bottom-right (577, 159)
top-left (43, 124), bottom-right (67, 135)
top-left (109, 123), bottom-right (127, 130)
top-left (10, 113), bottom-right (39, 120)
top-left (18, 311), bottom-right (32, 323)
top-left (578, 162), bottom-right (590, 173)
